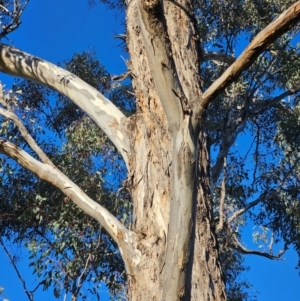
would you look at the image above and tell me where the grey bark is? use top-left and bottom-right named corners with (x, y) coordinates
top-left (0, 1), bottom-right (300, 300)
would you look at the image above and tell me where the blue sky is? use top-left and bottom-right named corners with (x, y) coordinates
top-left (0, 1), bottom-right (300, 300)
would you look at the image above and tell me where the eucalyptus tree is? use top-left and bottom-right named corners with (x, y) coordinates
top-left (1, 0), bottom-right (300, 301)
top-left (0, 51), bottom-right (253, 301)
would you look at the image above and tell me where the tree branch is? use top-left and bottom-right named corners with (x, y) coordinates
top-left (203, 52), bottom-right (236, 66)
top-left (0, 1), bottom-right (30, 39)
top-left (249, 88), bottom-right (300, 114)
top-left (0, 139), bottom-right (141, 273)
top-left (216, 158), bottom-right (226, 233)
top-left (0, 43), bottom-right (130, 166)
top-left (194, 1), bottom-right (300, 122)
top-left (0, 239), bottom-right (34, 301)
top-left (228, 156), bottom-right (300, 223)
top-left (229, 235), bottom-right (288, 260)
top-left (0, 83), bottom-right (54, 166)
top-left (228, 192), bottom-right (274, 224)
top-left (73, 253), bottom-right (92, 299)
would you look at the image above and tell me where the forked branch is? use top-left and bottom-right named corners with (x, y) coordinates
top-left (0, 0), bottom-right (30, 39)
top-left (0, 139), bottom-right (141, 273)
top-left (0, 83), bottom-right (54, 166)
top-left (194, 1), bottom-right (300, 123)
top-left (230, 235), bottom-right (288, 260)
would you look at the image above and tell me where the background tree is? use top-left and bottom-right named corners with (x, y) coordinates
top-left (1, 0), bottom-right (300, 300)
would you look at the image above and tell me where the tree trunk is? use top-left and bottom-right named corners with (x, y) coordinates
top-left (1, 2), bottom-right (300, 300)
top-left (190, 123), bottom-right (226, 300)
top-left (125, 0), bottom-right (227, 299)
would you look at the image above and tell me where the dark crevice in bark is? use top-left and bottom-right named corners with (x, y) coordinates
top-left (125, 0), bottom-right (227, 299)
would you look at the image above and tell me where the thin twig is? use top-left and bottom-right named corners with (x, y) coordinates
top-left (252, 121), bottom-right (260, 186)
top-left (193, 1), bottom-right (300, 123)
top-left (211, 116), bottom-right (247, 184)
top-left (230, 234), bottom-right (288, 260)
top-left (268, 232), bottom-right (275, 255)
top-left (216, 158), bottom-right (227, 233)
top-left (0, 239), bottom-right (34, 301)
top-left (229, 156), bottom-right (300, 223)
top-left (0, 83), bottom-right (55, 166)
top-left (76, 254), bottom-right (92, 291)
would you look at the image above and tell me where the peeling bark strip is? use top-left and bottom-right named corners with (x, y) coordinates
top-left (126, 0), bottom-right (225, 300)
top-left (129, 0), bottom-right (182, 132)
top-left (1, 0), bottom-right (300, 300)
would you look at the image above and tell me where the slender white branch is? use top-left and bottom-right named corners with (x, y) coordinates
top-left (268, 232), bottom-right (275, 255)
top-left (0, 43), bottom-right (130, 166)
top-left (0, 138), bottom-right (141, 273)
top-left (0, 83), bottom-right (54, 166)
top-left (0, 138), bottom-right (125, 240)
top-left (194, 1), bottom-right (300, 122)
top-left (74, 253), bottom-right (92, 297)
top-left (0, 4), bottom-right (10, 14)
top-left (228, 193), bottom-right (272, 224)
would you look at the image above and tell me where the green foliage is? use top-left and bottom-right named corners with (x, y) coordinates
top-left (0, 50), bottom-right (133, 300)
top-left (196, 0), bottom-right (300, 299)
top-left (2, 0), bottom-right (300, 300)
top-left (198, 0), bottom-right (300, 245)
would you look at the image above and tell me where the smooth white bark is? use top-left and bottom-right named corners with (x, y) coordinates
top-left (0, 138), bottom-right (141, 273)
top-left (0, 43), bottom-right (130, 166)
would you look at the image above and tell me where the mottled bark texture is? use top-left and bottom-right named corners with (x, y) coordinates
top-left (2, 1), bottom-right (299, 300)
top-left (125, 0), bottom-right (226, 299)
